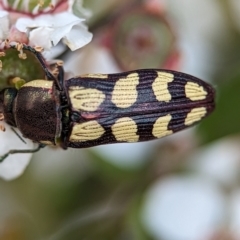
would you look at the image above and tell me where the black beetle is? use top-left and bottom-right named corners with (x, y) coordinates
top-left (0, 44), bottom-right (215, 161)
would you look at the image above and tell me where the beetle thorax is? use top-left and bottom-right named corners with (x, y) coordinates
top-left (14, 80), bottom-right (62, 145)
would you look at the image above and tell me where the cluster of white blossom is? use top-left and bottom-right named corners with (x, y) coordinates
top-left (0, 0), bottom-right (92, 180)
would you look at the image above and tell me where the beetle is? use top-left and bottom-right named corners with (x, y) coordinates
top-left (0, 44), bottom-right (215, 161)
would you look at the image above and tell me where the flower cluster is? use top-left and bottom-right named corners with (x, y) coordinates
top-left (0, 0), bottom-right (92, 180)
top-left (0, 0), bottom-right (92, 51)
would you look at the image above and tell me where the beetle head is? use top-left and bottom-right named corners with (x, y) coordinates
top-left (0, 88), bottom-right (18, 127)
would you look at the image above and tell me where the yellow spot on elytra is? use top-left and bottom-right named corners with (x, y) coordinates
top-left (152, 72), bottom-right (174, 102)
top-left (22, 80), bottom-right (53, 88)
top-left (81, 73), bottom-right (108, 79)
top-left (111, 73), bottom-right (139, 108)
top-left (112, 117), bottom-right (139, 142)
top-left (152, 114), bottom-right (173, 138)
top-left (70, 121), bottom-right (104, 142)
top-left (69, 86), bottom-right (105, 112)
top-left (185, 107), bottom-right (207, 126)
top-left (185, 82), bottom-right (207, 101)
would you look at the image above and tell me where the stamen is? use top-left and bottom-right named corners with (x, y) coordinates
top-left (32, 4), bottom-right (40, 14)
top-left (32, 0), bottom-right (44, 14)
top-left (0, 125), bottom-right (5, 132)
top-left (18, 52), bottom-right (27, 59)
top-left (0, 52), bottom-right (6, 57)
top-left (38, 0), bottom-right (44, 7)
top-left (52, 65), bottom-right (59, 77)
top-left (13, 0), bottom-right (20, 9)
top-left (52, 70), bottom-right (59, 78)
top-left (34, 46), bottom-right (43, 52)
top-left (4, 39), bottom-right (9, 47)
top-left (49, 3), bottom-right (54, 9)
top-left (57, 60), bottom-right (64, 66)
top-left (22, 0), bottom-right (29, 12)
top-left (16, 42), bottom-right (23, 51)
top-left (16, 43), bottom-right (27, 59)
top-left (0, 113), bottom-right (4, 121)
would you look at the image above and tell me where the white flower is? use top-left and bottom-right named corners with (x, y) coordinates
top-left (142, 175), bottom-right (225, 240)
top-left (0, 10), bottom-right (10, 41)
top-left (0, 124), bottom-right (34, 181)
top-left (15, 12), bottom-right (93, 51)
top-left (0, 2), bottom-right (93, 180)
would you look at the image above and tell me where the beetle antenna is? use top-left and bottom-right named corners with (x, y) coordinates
top-left (0, 144), bottom-right (45, 162)
top-left (11, 127), bottom-right (27, 144)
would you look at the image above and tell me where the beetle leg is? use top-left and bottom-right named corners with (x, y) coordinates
top-left (0, 144), bottom-right (45, 162)
top-left (28, 46), bottom-right (64, 91)
top-left (56, 65), bottom-right (70, 106)
top-left (56, 64), bottom-right (64, 87)
top-left (22, 45), bottom-right (55, 79)
top-left (11, 44), bottom-right (56, 81)
top-left (25, 46), bottom-right (63, 91)
top-left (12, 44), bottom-right (64, 91)
top-left (32, 51), bottom-right (55, 81)
top-left (49, 64), bottom-right (65, 91)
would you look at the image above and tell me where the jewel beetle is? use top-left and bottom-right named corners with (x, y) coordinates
top-left (0, 44), bottom-right (215, 161)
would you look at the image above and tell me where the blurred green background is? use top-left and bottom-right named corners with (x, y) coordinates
top-left (2, 0), bottom-right (240, 239)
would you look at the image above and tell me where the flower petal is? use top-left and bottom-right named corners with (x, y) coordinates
top-left (50, 21), bottom-right (81, 46)
top-left (0, 124), bottom-right (34, 181)
top-left (15, 12), bottom-right (91, 50)
top-left (15, 17), bottom-right (38, 32)
top-left (63, 23), bottom-right (93, 51)
top-left (29, 27), bottom-right (54, 50)
top-left (51, 12), bottom-right (86, 27)
top-left (0, 10), bottom-right (10, 40)
top-left (16, 12), bottom-right (85, 31)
